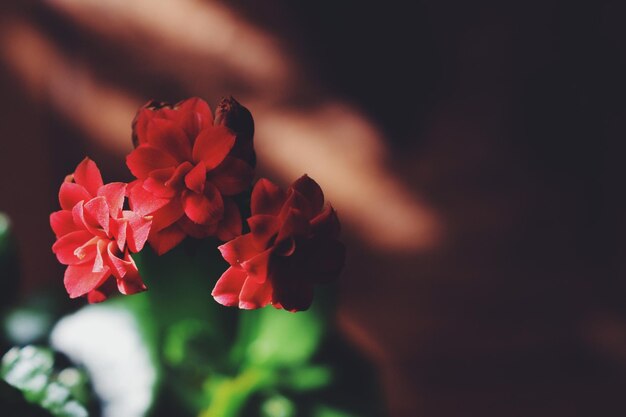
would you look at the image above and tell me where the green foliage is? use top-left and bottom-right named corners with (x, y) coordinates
top-left (196, 298), bottom-right (384, 417)
top-left (279, 365), bottom-right (333, 392)
top-left (233, 304), bottom-right (325, 369)
top-left (312, 405), bottom-right (360, 417)
top-left (0, 234), bottom-right (383, 417)
top-left (0, 346), bottom-right (88, 417)
top-left (131, 239), bottom-right (384, 417)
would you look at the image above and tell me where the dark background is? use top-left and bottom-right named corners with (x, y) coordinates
top-left (1, 1), bottom-right (626, 416)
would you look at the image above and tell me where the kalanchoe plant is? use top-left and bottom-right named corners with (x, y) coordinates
top-left (50, 158), bottom-right (152, 303)
top-left (127, 97), bottom-right (255, 255)
top-left (213, 176), bottom-right (345, 311)
top-left (49, 97), bottom-right (345, 312)
top-left (39, 97), bottom-right (382, 417)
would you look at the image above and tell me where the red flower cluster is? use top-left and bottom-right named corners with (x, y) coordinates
top-left (127, 98), bottom-right (254, 254)
top-left (50, 158), bottom-right (151, 303)
top-left (212, 176), bottom-right (345, 311)
top-left (50, 97), bottom-right (344, 311)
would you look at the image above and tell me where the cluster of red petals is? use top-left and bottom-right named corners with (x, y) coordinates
top-left (212, 176), bottom-right (345, 312)
top-left (127, 98), bottom-right (254, 255)
top-left (50, 158), bottom-right (152, 303)
top-left (50, 97), bottom-right (344, 311)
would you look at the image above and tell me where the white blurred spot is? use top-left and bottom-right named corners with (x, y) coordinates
top-left (4, 309), bottom-right (52, 345)
top-left (57, 368), bottom-right (82, 387)
top-left (50, 305), bottom-right (156, 417)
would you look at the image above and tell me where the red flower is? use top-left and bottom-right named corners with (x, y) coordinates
top-left (127, 97), bottom-right (255, 255)
top-left (212, 176), bottom-right (345, 312)
top-left (50, 158), bottom-right (152, 303)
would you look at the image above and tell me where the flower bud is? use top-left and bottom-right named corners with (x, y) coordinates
top-left (215, 96), bottom-right (256, 168)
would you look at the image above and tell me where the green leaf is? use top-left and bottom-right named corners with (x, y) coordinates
top-left (235, 305), bottom-right (325, 369)
top-left (163, 318), bottom-right (229, 373)
top-left (199, 368), bottom-right (274, 417)
top-left (312, 405), bottom-right (361, 417)
top-left (280, 365), bottom-right (333, 392)
top-left (1, 346), bottom-right (88, 417)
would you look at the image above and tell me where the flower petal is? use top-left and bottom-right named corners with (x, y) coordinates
top-left (59, 182), bottom-right (91, 211)
top-left (273, 287), bottom-right (314, 312)
top-left (73, 158), bottom-right (103, 196)
top-left (207, 157), bottom-right (253, 196)
top-left (311, 205), bottom-right (341, 238)
top-left (116, 259), bottom-right (147, 295)
top-left (276, 208), bottom-right (310, 243)
top-left (216, 198), bottom-right (242, 242)
top-left (92, 239), bottom-right (108, 273)
top-left (149, 224), bottom-right (186, 255)
top-left (184, 162), bottom-right (206, 194)
top-left (122, 211), bottom-right (152, 252)
top-left (241, 248), bottom-right (272, 283)
top-left (132, 100), bottom-right (175, 146)
top-left (146, 118), bottom-right (192, 161)
top-left (292, 175), bottom-right (324, 215)
top-left (126, 146), bottom-right (178, 179)
top-left (251, 178), bottom-right (285, 216)
top-left (182, 184), bottom-right (223, 225)
top-left (247, 214), bottom-right (279, 250)
top-left (97, 182), bottom-right (127, 218)
top-left (64, 263), bottom-right (110, 298)
top-left (151, 197), bottom-right (184, 232)
top-left (279, 189), bottom-right (313, 221)
top-left (211, 267), bottom-right (247, 307)
top-left (84, 196), bottom-right (110, 236)
top-left (165, 161), bottom-right (194, 188)
top-left (273, 237), bottom-right (296, 257)
top-left (175, 97), bottom-right (213, 138)
top-left (142, 174), bottom-right (178, 199)
top-left (128, 180), bottom-right (170, 216)
top-left (72, 201), bottom-right (106, 239)
top-left (178, 217), bottom-right (217, 239)
top-left (192, 125), bottom-right (235, 170)
top-left (271, 267), bottom-right (314, 312)
top-left (52, 230), bottom-right (95, 265)
top-left (239, 277), bottom-right (273, 309)
top-left (112, 218), bottom-right (127, 252)
top-left (149, 167), bottom-right (175, 182)
top-left (87, 290), bottom-right (108, 303)
top-left (50, 210), bottom-right (78, 238)
top-left (105, 242), bottom-right (132, 279)
top-left (218, 234), bottom-right (258, 266)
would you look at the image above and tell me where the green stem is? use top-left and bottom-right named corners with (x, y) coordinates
top-left (198, 368), bottom-right (274, 417)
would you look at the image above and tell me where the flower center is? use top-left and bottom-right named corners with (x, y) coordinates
top-left (74, 236), bottom-right (100, 260)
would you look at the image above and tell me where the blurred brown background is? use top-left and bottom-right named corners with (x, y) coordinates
top-left (2, 1), bottom-right (626, 416)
